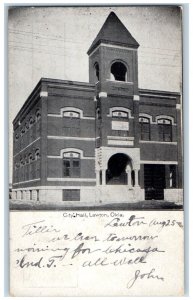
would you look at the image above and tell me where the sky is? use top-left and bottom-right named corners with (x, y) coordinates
top-left (8, 6), bottom-right (182, 181)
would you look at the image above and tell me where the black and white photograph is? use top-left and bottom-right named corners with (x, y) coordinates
top-left (9, 6), bottom-right (183, 211)
top-left (7, 5), bottom-right (185, 297)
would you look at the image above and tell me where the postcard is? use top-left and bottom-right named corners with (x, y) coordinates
top-left (9, 6), bottom-right (184, 296)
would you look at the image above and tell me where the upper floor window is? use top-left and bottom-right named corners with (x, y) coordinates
top-left (96, 108), bottom-right (101, 119)
top-left (63, 152), bottom-right (80, 178)
top-left (15, 134), bottom-right (19, 141)
top-left (110, 62), bottom-right (127, 82)
top-left (20, 158), bottom-right (25, 167)
top-left (63, 110), bottom-right (80, 136)
top-left (25, 122), bottom-right (29, 130)
top-left (112, 110), bottom-right (128, 119)
top-left (36, 109), bottom-right (41, 122)
top-left (35, 149), bottom-right (40, 160)
top-left (158, 119), bottom-right (172, 142)
top-left (63, 111), bottom-right (80, 119)
top-left (15, 162), bottom-right (20, 170)
top-left (139, 117), bottom-right (150, 140)
top-left (25, 155), bottom-right (28, 164)
top-left (29, 117), bottom-right (35, 127)
top-left (94, 62), bottom-right (99, 82)
top-left (21, 127), bottom-right (25, 135)
top-left (28, 153), bottom-right (33, 164)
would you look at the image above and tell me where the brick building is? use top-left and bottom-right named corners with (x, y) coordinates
top-left (12, 12), bottom-right (183, 205)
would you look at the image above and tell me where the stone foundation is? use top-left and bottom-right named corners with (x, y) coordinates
top-left (164, 189), bottom-right (183, 205)
top-left (12, 187), bottom-right (182, 205)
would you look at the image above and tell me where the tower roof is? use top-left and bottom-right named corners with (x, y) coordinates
top-left (87, 12), bottom-right (139, 55)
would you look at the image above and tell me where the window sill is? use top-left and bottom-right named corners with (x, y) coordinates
top-left (139, 140), bottom-right (177, 145)
top-left (106, 79), bottom-right (134, 84)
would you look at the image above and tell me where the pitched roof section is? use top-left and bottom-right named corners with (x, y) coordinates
top-left (87, 12), bottom-right (139, 55)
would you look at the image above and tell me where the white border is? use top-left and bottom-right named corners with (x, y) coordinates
top-left (2, 1), bottom-right (191, 299)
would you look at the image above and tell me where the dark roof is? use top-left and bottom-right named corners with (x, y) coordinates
top-left (87, 12), bottom-right (139, 55)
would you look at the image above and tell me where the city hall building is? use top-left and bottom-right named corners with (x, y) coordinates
top-left (12, 12), bottom-right (183, 205)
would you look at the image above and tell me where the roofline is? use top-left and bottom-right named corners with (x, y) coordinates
top-left (87, 39), bottom-right (139, 55)
top-left (13, 78), bottom-right (95, 126)
top-left (139, 88), bottom-right (181, 97)
top-left (13, 79), bottom-right (42, 126)
top-left (40, 77), bottom-right (95, 88)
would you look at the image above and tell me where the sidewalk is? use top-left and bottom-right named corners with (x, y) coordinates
top-left (9, 199), bottom-right (183, 211)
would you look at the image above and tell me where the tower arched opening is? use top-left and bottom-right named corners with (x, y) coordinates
top-left (110, 62), bottom-right (127, 82)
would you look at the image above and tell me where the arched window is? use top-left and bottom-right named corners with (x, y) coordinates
top-left (94, 62), bottom-right (99, 82)
top-left (15, 134), bottom-right (19, 141)
top-left (35, 149), bottom-right (40, 160)
top-left (63, 111), bottom-right (80, 118)
top-left (28, 153), bottom-right (33, 164)
top-left (63, 110), bottom-right (80, 136)
top-left (157, 118), bottom-right (172, 142)
top-left (20, 127), bottom-right (25, 136)
top-left (112, 110), bottom-right (128, 119)
top-left (15, 162), bottom-right (20, 170)
top-left (25, 122), bottom-right (29, 131)
top-left (110, 62), bottom-right (127, 82)
top-left (29, 117), bottom-right (35, 127)
top-left (139, 117), bottom-right (150, 140)
top-left (36, 109), bottom-right (41, 122)
top-left (96, 108), bottom-right (101, 119)
top-left (63, 152), bottom-right (80, 178)
top-left (20, 158), bottom-right (23, 167)
top-left (24, 155), bottom-right (28, 164)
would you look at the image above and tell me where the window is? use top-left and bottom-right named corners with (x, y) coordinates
top-left (63, 111), bottom-right (80, 118)
top-left (21, 127), bottom-right (25, 136)
top-left (15, 134), bottom-right (19, 141)
top-left (28, 153), bottom-right (33, 163)
top-left (20, 158), bottom-right (25, 167)
top-left (15, 162), bottom-right (20, 170)
top-left (158, 119), bottom-right (172, 142)
top-left (37, 190), bottom-right (39, 201)
top-left (63, 111), bottom-right (80, 136)
top-left (36, 109), bottom-right (41, 122)
top-left (25, 122), bottom-right (29, 130)
top-left (112, 110), bottom-right (128, 119)
top-left (96, 108), bottom-right (101, 119)
top-left (110, 62), bottom-right (127, 82)
top-left (94, 62), bottom-right (99, 82)
top-left (35, 149), bottom-right (40, 160)
top-left (24, 155), bottom-right (28, 165)
top-left (139, 117), bottom-right (150, 140)
top-left (29, 117), bottom-right (35, 127)
top-left (63, 189), bottom-right (80, 201)
top-left (63, 152), bottom-right (80, 177)
top-left (169, 165), bottom-right (177, 188)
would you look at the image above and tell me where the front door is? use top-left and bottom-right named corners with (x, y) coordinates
top-left (106, 153), bottom-right (129, 185)
top-left (144, 164), bottom-right (166, 200)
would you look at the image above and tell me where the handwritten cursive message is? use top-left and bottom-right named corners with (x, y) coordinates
top-left (10, 211), bottom-right (184, 297)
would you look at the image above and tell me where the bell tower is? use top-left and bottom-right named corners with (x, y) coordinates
top-left (87, 12), bottom-right (142, 193)
top-left (87, 11), bottom-right (139, 96)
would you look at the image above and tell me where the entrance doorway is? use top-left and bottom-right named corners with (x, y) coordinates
top-left (106, 153), bottom-right (130, 185)
top-left (144, 164), bottom-right (166, 200)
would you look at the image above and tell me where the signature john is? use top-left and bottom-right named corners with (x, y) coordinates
top-left (127, 268), bottom-right (164, 289)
